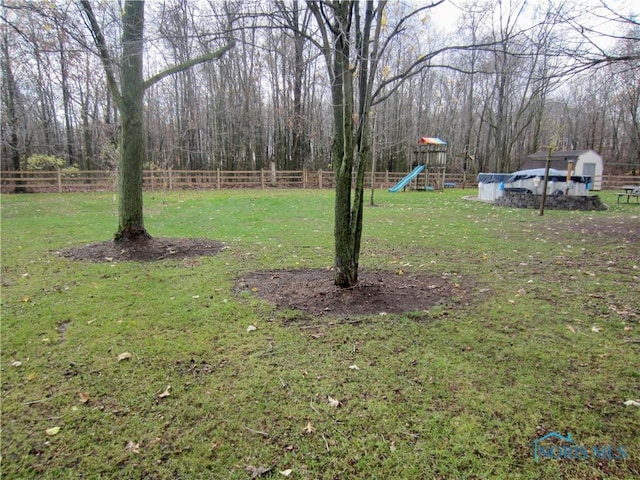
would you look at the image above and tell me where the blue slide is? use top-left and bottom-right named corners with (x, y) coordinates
top-left (388, 165), bottom-right (425, 192)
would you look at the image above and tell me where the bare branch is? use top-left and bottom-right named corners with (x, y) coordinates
top-left (79, 0), bottom-right (122, 109)
top-left (143, 41), bottom-right (235, 90)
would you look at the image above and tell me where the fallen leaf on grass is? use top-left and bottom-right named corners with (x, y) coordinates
top-left (247, 325), bottom-right (257, 332)
top-left (591, 325), bottom-right (601, 333)
top-left (125, 441), bottom-right (140, 453)
top-left (45, 427), bottom-right (61, 436)
top-left (624, 400), bottom-right (640, 407)
top-left (245, 465), bottom-right (271, 479)
top-left (158, 385), bottom-right (171, 399)
top-left (11, 360), bottom-right (22, 367)
top-left (279, 469), bottom-right (293, 476)
top-left (303, 421), bottom-right (314, 434)
top-left (348, 364), bottom-right (360, 370)
top-left (78, 392), bottom-right (90, 403)
top-left (327, 395), bottom-right (340, 408)
top-left (566, 325), bottom-right (576, 334)
top-left (149, 437), bottom-right (162, 447)
top-left (117, 352), bottom-right (132, 362)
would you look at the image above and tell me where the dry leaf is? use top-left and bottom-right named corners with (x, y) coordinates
top-left (327, 395), bottom-right (340, 408)
top-left (247, 325), bottom-right (257, 332)
top-left (624, 400), bottom-right (640, 407)
top-left (125, 440), bottom-right (140, 453)
top-left (591, 325), bottom-right (601, 333)
top-left (303, 421), bottom-right (314, 434)
top-left (45, 426), bottom-right (61, 436)
top-left (158, 385), bottom-right (171, 399)
top-left (117, 351), bottom-right (132, 362)
top-left (149, 436), bottom-right (162, 446)
top-left (348, 364), bottom-right (360, 370)
top-left (11, 360), bottom-right (22, 367)
top-left (566, 325), bottom-right (576, 334)
top-left (78, 392), bottom-right (90, 403)
top-left (279, 469), bottom-right (293, 476)
top-left (245, 465), bottom-right (271, 479)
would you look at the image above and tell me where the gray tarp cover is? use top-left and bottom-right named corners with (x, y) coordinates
top-left (478, 169), bottom-right (590, 184)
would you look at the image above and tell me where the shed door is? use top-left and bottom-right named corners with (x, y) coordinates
top-left (582, 162), bottom-right (596, 177)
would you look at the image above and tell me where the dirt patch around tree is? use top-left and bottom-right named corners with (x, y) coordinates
top-left (237, 269), bottom-right (473, 318)
top-left (57, 237), bottom-right (227, 262)
top-left (59, 238), bottom-right (474, 318)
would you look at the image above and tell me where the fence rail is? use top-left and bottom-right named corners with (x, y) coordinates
top-left (1, 169), bottom-right (638, 193)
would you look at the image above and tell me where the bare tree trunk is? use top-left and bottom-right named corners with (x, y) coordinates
top-left (81, 0), bottom-right (234, 241)
top-left (117, 0), bottom-right (149, 241)
top-left (57, 24), bottom-right (76, 166)
top-left (1, 24), bottom-right (22, 179)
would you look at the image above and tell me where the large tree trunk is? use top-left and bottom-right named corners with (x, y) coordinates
top-left (116, 1), bottom-right (150, 242)
top-left (331, 2), bottom-right (357, 288)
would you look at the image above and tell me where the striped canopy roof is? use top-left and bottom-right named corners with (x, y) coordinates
top-left (419, 137), bottom-right (447, 145)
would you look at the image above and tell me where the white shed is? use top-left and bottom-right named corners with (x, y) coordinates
top-left (522, 150), bottom-right (604, 190)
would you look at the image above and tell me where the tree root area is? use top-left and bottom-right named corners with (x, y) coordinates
top-left (60, 239), bottom-right (471, 317)
top-left (58, 237), bottom-right (226, 262)
top-left (237, 269), bottom-right (472, 318)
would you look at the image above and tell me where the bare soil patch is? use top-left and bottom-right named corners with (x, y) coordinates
top-left (59, 212), bottom-right (638, 318)
top-left (60, 238), bottom-right (473, 317)
top-left (237, 269), bottom-right (472, 318)
top-left (57, 237), bottom-right (227, 262)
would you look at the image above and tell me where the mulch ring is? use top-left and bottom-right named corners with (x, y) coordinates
top-left (57, 237), bottom-right (227, 262)
top-left (236, 268), bottom-right (474, 318)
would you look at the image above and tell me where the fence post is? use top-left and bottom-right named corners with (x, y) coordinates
top-left (319, 169), bottom-right (323, 189)
top-left (57, 168), bottom-right (62, 193)
top-left (385, 170), bottom-right (389, 188)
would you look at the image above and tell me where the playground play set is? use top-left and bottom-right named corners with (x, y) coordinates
top-left (388, 137), bottom-right (449, 192)
top-left (389, 138), bottom-right (601, 206)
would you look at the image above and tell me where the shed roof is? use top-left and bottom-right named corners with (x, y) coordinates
top-left (525, 149), bottom-right (596, 160)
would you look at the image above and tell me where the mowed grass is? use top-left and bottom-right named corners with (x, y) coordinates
top-left (1, 188), bottom-right (639, 479)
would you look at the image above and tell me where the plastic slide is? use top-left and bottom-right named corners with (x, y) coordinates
top-left (388, 165), bottom-right (425, 192)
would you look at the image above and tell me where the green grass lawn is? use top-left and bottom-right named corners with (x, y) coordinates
top-left (1, 189), bottom-right (639, 479)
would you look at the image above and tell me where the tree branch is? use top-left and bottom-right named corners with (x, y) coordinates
top-left (143, 41), bottom-right (235, 90)
top-left (79, 0), bottom-right (122, 109)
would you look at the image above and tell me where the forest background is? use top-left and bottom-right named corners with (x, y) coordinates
top-left (1, 0), bottom-right (639, 177)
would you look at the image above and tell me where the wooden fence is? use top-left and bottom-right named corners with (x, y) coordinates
top-left (0, 169), bottom-right (638, 193)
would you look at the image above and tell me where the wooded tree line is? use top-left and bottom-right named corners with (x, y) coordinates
top-left (2, 0), bottom-right (639, 176)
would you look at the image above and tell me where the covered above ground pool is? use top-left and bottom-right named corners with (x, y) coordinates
top-left (478, 168), bottom-right (592, 202)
